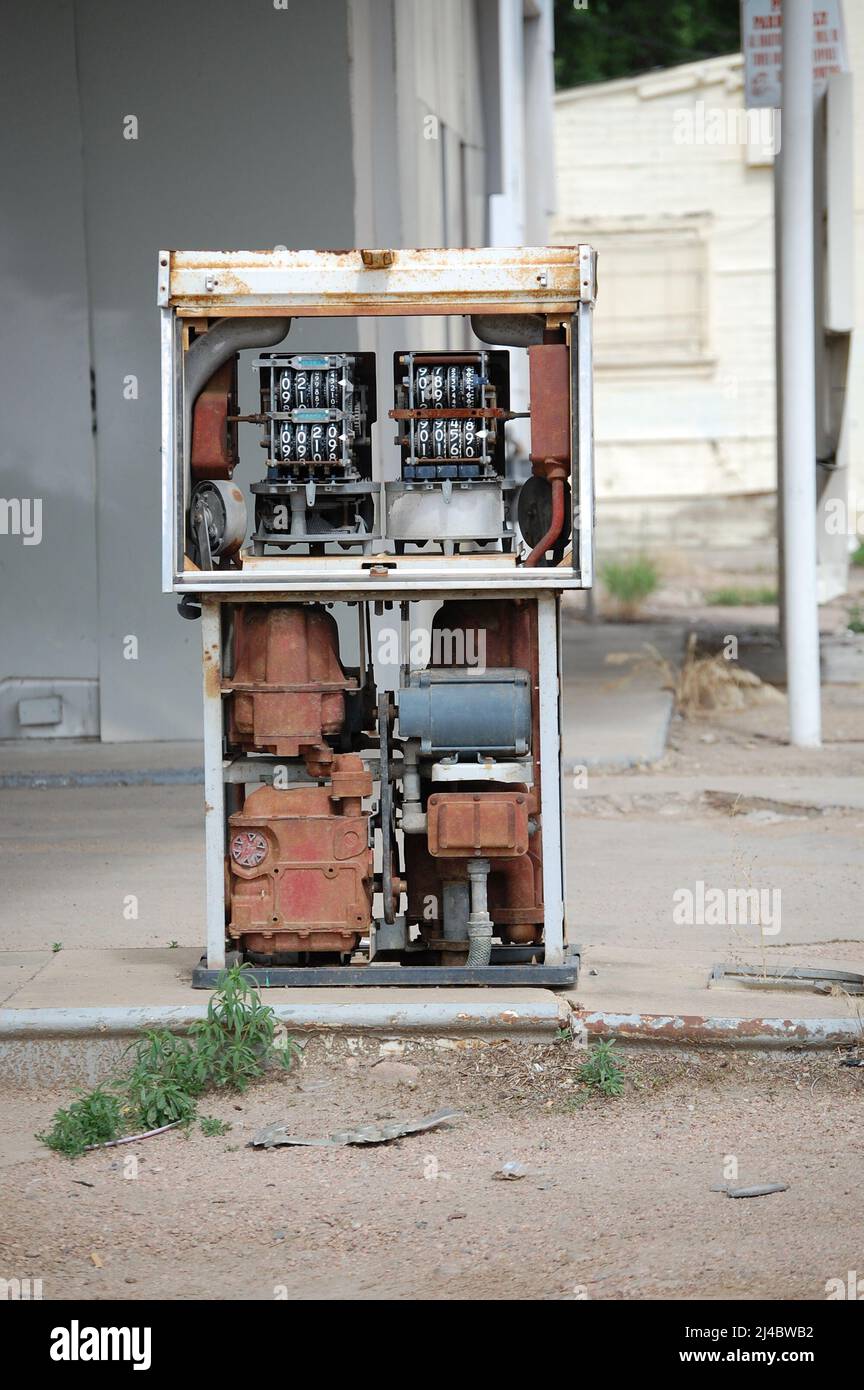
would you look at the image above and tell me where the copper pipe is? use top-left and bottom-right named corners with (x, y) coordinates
top-left (524, 474), bottom-right (565, 567)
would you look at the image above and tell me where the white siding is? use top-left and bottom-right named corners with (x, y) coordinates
top-left (553, 55), bottom-right (776, 526)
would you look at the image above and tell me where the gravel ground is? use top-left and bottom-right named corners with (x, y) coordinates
top-left (2, 1040), bottom-right (862, 1301)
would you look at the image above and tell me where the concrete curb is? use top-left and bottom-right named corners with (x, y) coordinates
top-left (0, 998), bottom-right (569, 1087)
top-left (0, 997), bottom-right (569, 1041)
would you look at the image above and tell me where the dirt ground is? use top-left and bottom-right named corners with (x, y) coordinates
top-left (2, 1040), bottom-right (863, 1301)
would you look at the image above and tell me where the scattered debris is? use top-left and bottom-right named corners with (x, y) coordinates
top-left (493, 1161), bottom-right (532, 1181)
top-left (839, 1058), bottom-right (864, 1068)
top-left (89, 1252), bottom-right (104, 1267)
top-left (712, 1183), bottom-right (788, 1199)
top-left (250, 1107), bottom-right (462, 1149)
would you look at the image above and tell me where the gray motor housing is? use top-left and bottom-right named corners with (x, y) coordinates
top-left (397, 668), bottom-right (531, 757)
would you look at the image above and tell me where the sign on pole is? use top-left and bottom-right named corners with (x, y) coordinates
top-left (741, 0), bottom-right (848, 108)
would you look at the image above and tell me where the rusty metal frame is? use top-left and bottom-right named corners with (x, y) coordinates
top-left (158, 245), bottom-right (594, 316)
top-left (159, 244), bottom-right (597, 595)
top-left (165, 246), bottom-right (593, 979)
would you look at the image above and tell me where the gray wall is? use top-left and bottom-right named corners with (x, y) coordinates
top-left (0, 1), bottom-right (100, 727)
top-left (1, 0), bottom-right (356, 741)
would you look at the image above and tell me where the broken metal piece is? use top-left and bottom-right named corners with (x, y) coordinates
top-left (709, 963), bottom-right (864, 996)
top-left (711, 1183), bottom-right (789, 1199)
top-left (249, 1107), bottom-right (462, 1149)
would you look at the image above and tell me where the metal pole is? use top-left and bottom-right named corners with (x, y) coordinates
top-left (780, 0), bottom-right (822, 747)
top-left (201, 600), bottom-right (226, 970)
top-left (537, 592), bottom-right (565, 963)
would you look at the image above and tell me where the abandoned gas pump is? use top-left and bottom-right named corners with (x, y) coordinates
top-left (159, 245), bottom-right (595, 985)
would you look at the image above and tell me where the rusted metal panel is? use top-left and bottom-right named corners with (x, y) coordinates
top-left (426, 791), bottom-right (530, 858)
top-left (161, 245), bottom-right (592, 317)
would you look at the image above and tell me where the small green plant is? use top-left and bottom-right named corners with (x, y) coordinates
top-left (847, 605), bottom-right (864, 635)
top-left (706, 586), bottom-right (777, 607)
top-left (578, 1038), bottom-right (626, 1097)
top-left (199, 1115), bottom-right (231, 1137)
top-left (52, 942), bottom-right (62, 953)
top-left (187, 965), bottom-right (299, 1091)
top-left (851, 541), bottom-right (864, 568)
top-left (38, 1087), bottom-right (125, 1158)
top-left (168, 940), bottom-right (178, 949)
top-left (38, 966), bottom-right (297, 1157)
top-left (601, 557), bottom-right (659, 616)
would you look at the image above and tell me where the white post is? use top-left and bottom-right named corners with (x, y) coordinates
top-left (537, 593), bottom-right (565, 964)
top-left (780, 0), bottom-right (822, 747)
top-left (201, 600), bottom-right (226, 969)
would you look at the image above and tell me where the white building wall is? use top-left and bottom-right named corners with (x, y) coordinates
top-left (553, 54), bottom-right (778, 548)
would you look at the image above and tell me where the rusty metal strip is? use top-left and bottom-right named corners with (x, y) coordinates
top-left (575, 1009), bottom-right (864, 1048)
top-left (162, 245), bottom-right (589, 316)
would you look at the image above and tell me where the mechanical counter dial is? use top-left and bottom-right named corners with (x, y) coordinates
top-left (230, 830), bottom-right (268, 868)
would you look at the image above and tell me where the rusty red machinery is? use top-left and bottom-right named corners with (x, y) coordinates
top-left (160, 245), bottom-right (596, 986)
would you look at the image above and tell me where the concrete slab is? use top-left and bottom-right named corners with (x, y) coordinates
top-left (565, 945), bottom-right (864, 1021)
top-left (0, 785), bottom-right (203, 950)
top-left (564, 806), bottom-right (863, 949)
top-left (562, 622), bottom-right (687, 768)
top-left (0, 738), bottom-right (203, 787)
top-left (0, 951), bottom-right (53, 1007)
top-left (573, 773), bottom-right (864, 812)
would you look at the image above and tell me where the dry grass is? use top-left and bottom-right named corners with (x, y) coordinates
top-left (602, 634), bottom-right (784, 719)
top-left (676, 633), bottom-right (784, 718)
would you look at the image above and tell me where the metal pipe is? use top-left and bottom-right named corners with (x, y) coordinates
top-left (0, 998), bottom-right (566, 1040)
top-left (470, 313), bottom-right (545, 347)
top-left (183, 315), bottom-right (291, 509)
top-left (524, 474), bottom-right (565, 566)
top-left (466, 858), bottom-right (493, 967)
top-left (780, 2), bottom-right (821, 747)
top-left (576, 1011), bottom-right (862, 1049)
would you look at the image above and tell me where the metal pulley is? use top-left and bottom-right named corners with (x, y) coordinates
top-left (189, 479), bottom-right (248, 569)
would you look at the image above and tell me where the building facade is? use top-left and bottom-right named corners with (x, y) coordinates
top-left (0, 0), bottom-right (554, 741)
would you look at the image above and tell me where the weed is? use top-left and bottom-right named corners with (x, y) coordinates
top-left (706, 586), bottom-right (777, 607)
top-left (601, 557), bottom-right (659, 616)
top-left (577, 1039), bottom-right (626, 1097)
top-left (847, 605), bottom-right (864, 635)
top-left (37, 1088), bottom-right (125, 1158)
top-left (51, 943), bottom-right (62, 953)
top-left (851, 542), bottom-right (864, 568)
top-left (38, 967), bottom-right (296, 1157)
top-left (199, 1116), bottom-right (231, 1137)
